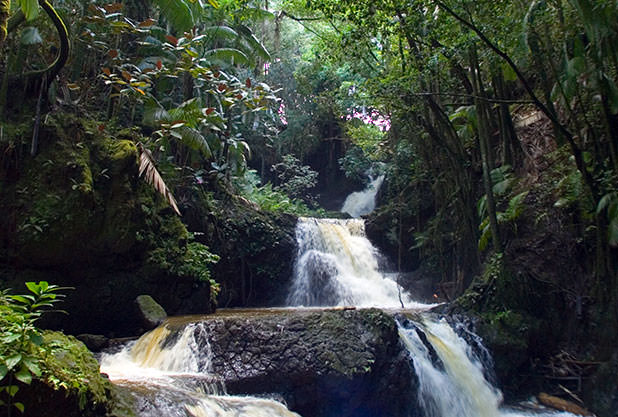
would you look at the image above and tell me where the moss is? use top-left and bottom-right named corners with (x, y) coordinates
top-left (303, 309), bottom-right (395, 378)
top-left (13, 331), bottom-right (117, 417)
top-left (41, 331), bottom-right (112, 408)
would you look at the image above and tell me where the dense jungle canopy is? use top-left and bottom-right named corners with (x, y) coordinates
top-left (0, 0), bottom-right (617, 415)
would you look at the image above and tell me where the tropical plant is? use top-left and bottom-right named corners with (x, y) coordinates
top-left (0, 282), bottom-right (70, 415)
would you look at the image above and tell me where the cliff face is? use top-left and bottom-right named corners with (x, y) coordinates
top-left (0, 114), bottom-right (216, 336)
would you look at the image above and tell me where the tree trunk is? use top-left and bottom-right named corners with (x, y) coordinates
top-left (470, 46), bottom-right (502, 252)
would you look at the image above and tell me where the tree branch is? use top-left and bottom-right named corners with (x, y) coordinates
top-left (432, 0), bottom-right (598, 199)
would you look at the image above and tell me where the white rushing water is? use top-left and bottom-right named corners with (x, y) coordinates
top-left (341, 174), bottom-right (384, 217)
top-left (398, 317), bottom-right (578, 417)
top-left (100, 322), bottom-right (300, 417)
top-left (287, 217), bottom-right (430, 308)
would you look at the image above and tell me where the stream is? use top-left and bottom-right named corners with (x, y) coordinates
top-left (99, 180), bottom-right (580, 417)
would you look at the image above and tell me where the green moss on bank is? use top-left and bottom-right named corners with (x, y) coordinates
top-left (10, 331), bottom-right (124, 417)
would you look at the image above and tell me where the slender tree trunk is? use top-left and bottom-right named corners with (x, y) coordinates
top-left (470, 46), bottom-right (502, 252)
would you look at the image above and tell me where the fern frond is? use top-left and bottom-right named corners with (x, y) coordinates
top-left (177, 126), bottom-right (211, 157)
top-left (138, 144), bottom-right (181, 216)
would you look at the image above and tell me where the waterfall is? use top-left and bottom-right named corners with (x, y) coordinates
top-left (287, 217), bottom-right (430, 308)
top-left (100, 321), bottom-right (300, 417)
top-left (341, 174), bottom-right (384, 217)
top-left (398, 316), bottom-right (578, 417)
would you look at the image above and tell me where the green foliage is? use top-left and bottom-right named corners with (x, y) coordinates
top-left (238, 170), bottom-right (325, 217)
top-left (0, 282), bottom-right (70, 414)
top-left (271, 154), bottom-right (318, 200)
top-left (478, 166), bottom-right (528, 251)
top-left (146, 238), bottom-right (220, 300)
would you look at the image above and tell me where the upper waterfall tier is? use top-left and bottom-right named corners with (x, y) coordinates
top-left (341, 175), bottom-right (384, 217)
top-left (287, 217), bottom-right (430, 308)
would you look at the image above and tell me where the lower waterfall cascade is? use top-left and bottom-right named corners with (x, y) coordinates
top-left (99, 216), bottom-right (582, 417)
top-left (397, 316), bottom-right (578, 417)
top-left (99, 322), bottom-right (300, 417)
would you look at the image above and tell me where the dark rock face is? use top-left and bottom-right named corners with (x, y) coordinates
top-left (0, 114), bottom-right (216, 337)
top-left (199, 309), bottom-right (418, 417)
top-left (183, 194), bottom-right (298, 308)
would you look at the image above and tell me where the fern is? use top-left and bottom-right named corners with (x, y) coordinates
top-left (176, 126), bottom-right (211, 157)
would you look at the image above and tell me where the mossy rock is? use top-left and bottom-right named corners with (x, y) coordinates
top-left (13, 331), bottom-right (117, 417)
top-left (135, 294), bottom-right (167, 330)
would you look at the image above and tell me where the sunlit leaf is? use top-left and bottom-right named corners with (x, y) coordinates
top-left (15, 366), bottom-right (32, 385)
top-left (19, 0), bottom-right (39, 21)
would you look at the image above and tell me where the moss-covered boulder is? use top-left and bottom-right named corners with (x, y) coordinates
top-left (13, 331), bottom-right (118, 417)
top-left (195, 308), bottom-right (416, 417)
top-left (135, 295), bottom-right (167, 330)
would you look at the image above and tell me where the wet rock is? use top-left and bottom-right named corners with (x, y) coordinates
top-left (201, 308), bottom-right (418, 417)
top-left (76, 333), bottom-right (109, 351)
top-left (135, 295), bottom-right (167, 330)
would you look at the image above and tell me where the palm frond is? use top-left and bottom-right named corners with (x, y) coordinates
top-left (138, 144), bottom-right (181, 216)
top-left (169, 98), bottom-right (203, 127)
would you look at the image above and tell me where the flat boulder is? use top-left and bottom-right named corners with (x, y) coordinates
top-left (198, 308), bottom-right (417, 417)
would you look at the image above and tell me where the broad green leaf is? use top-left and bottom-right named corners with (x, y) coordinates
top-left (236, 24), bottom-right (270, 61)
top-left (15, 366), bottom-right (32, 385)
top-left (9, 295), bottom-right (35, 304)
top-left (25, 282), bottom-right (41, 296)
top-left (0, 364), bottom-right (8, 380)
top-left (6, 354), bottom-right (22, 371)
top-left (20, 27), bottom-right (43, 45)
top-left (177, 126), bottom-right (211, 157)
top-left (152, 0), bottom-right (194, 32)
top-left (14, 402), bottom-right (25, 413)
top-left (202, 26), bottom-right (239, 42)
top-left (204, 48), bottom-right (249, 65)
top-left (19, 0), bottom-right (39, 21)
top-left (8, 385), bottom-right (19, 396)
top-left (22, 357), bottom-right (41, 377)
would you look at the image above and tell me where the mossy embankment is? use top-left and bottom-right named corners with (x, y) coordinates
top-left (7, 331), bottom-right (132, 417)
top-left (0, 113), bottom-right (217, 336)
